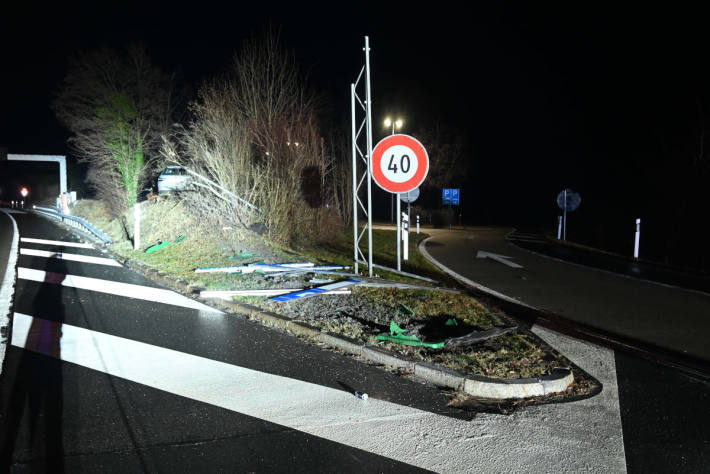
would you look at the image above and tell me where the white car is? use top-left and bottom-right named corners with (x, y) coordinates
top-left (157, 166), bottom-right (191, 194)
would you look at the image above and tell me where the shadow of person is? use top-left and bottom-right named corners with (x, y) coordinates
top-left (0, 252), bottom-right (66, 472)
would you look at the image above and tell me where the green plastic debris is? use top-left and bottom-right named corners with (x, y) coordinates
top-left (389, 321), bottom-right (411, 337)
top-left (145, 241), bottom-right (171, 254)
top-left (377, 334), bottom-right (445, 349)
top-left (445, 318), bottom-right (458, 327)
top-left (174, 235), bottom-right (187, 243)
top-left (377, 321), bottom-right (445, 349)
top-left (399, 304), bottom-right (415, 316)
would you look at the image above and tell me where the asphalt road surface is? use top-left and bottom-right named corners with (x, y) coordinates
top-left (422, 227), bottom-right (710, 361)
top-left (421, 226), bottom-right (710, 473)
top-left (0, 212), bottom-right (635, 472)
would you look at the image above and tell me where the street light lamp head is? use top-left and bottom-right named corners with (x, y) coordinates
top-left (395, 119), bottom-right (403, 129)
top-left (384, 118), bottom-right (392, 127)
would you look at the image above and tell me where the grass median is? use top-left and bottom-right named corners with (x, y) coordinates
top-left (69, 197), bottom-right (599, 402)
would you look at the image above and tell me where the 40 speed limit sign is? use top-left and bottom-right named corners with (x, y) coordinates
top-left (371, 134), bottom-right (429, 193)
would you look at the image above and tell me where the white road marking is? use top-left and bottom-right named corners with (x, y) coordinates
top-left (20, 248), bottom-right (122, 267)
top-left (17, 267), bottom-right (221, 314)
top-left (418, 235), bottom-right (626, 472)
top-left (419, 238), bottom-right (535, 309)
top-left (20, 237), bottom-right (94, 249)
top-left (11, 313), bottom-right (625, 472)
top-left (476, 250), bottom-right (524, 269)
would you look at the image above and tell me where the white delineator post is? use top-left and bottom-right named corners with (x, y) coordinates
top-left (634, 218), bottom-right (641, 259)
top-left (417, 215), bottom-right (420, 234)
top-left (134, 203), bottom-right (141, 251)
top-left (61, 193), bottom-right (69, 214)
top-left (557, 216), bottom-right (562, 240)
top-left (402, 211), bottom-right (409, 260)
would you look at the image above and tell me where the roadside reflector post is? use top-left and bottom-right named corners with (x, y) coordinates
top-left (634, 218), bottom-right (641, 259)
top-left (557, 216), bottom-right (562, 240)
top-left (61, 193), bottom-right (69, 214)
top-left (134, 203), bottom-right (141, 251)
top-left (417, 215), bottom-right (420, 234)
top-left (402, 211), bottom-right (409, 260)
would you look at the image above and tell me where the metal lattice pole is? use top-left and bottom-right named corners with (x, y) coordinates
top-left (351, 83), bottom-right (359, 274)
top-left (351, 37), bottom-right (375, 277)
top-left (364, 36), bottom-right (374, 276)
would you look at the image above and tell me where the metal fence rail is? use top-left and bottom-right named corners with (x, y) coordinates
top-left (33, 206), bottom-right (113, 244)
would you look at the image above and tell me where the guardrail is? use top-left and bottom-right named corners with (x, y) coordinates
top-left (33, 205), bottom-right (113, 244)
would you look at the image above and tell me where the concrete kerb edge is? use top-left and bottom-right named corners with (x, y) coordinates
top-left (63, 219), bottom-right (575, 400)
top-left (199, 292), bottom-right (572, 398)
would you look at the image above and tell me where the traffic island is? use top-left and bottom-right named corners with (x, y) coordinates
top-left (62, 198), bottom-right (601, 406)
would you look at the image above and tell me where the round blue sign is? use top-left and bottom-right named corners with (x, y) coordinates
top-left (557, 189), bottom-right (581, 212)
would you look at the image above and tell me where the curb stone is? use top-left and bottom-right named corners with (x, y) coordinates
top-left (73, 226), bottom-right (575, 400)
top-left (201, 296), bottom-right (573, 399)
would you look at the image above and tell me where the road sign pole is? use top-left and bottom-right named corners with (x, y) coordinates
top-left (396, 194), bottom-right (401, 271)
top-left (563, 189), bottom-right (568, 241)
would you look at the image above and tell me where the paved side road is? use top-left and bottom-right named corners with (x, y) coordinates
top-left (422, 227), bottom-right (710, 361)
top-left (421, 226), bottom-right (710, 473)
top-left (0, 213), bottom-right (627, 472)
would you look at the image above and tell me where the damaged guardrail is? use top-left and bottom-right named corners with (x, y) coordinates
top-left (33, 205), bottom-right (112, 244)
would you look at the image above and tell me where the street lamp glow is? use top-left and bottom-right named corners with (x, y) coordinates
top-left (20, 186), bottom-right (28, 198)
top-left (384, 117), bottom-right (403, 134)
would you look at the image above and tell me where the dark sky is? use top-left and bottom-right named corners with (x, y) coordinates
top-left (2, 3), bottom-right (710, 255)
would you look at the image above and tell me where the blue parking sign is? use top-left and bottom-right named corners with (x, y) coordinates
top-left (442, 188), bottom-right (460, 205)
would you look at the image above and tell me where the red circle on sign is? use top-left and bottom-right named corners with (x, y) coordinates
top-left (371, 134), bottom-right (429, 193)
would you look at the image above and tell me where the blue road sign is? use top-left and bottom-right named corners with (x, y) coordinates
top-left (556, 189), bottom-right (581, 212)
top-left (443, 188), bottom-right (460, 205)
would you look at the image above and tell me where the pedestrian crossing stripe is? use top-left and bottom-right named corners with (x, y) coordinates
top-left (17, 267), bottom-right (221, 313)
top-left (20, 237), bottom-right (94, 249)
top-left (20, 248), bottom-right (122, 267)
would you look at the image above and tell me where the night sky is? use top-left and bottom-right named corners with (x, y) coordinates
top-left (2, 3), bottom-right (710, 266)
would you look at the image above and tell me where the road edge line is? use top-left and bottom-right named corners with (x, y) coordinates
top-left (0, 209), bottom-right (20, 373)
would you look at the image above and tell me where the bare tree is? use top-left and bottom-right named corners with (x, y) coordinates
top-left (166, 32), bottom-right (346, 245)
top-left (412, 122), bottom-right (473, 190)
top-left (54, 43), bottom-right (174, 214)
